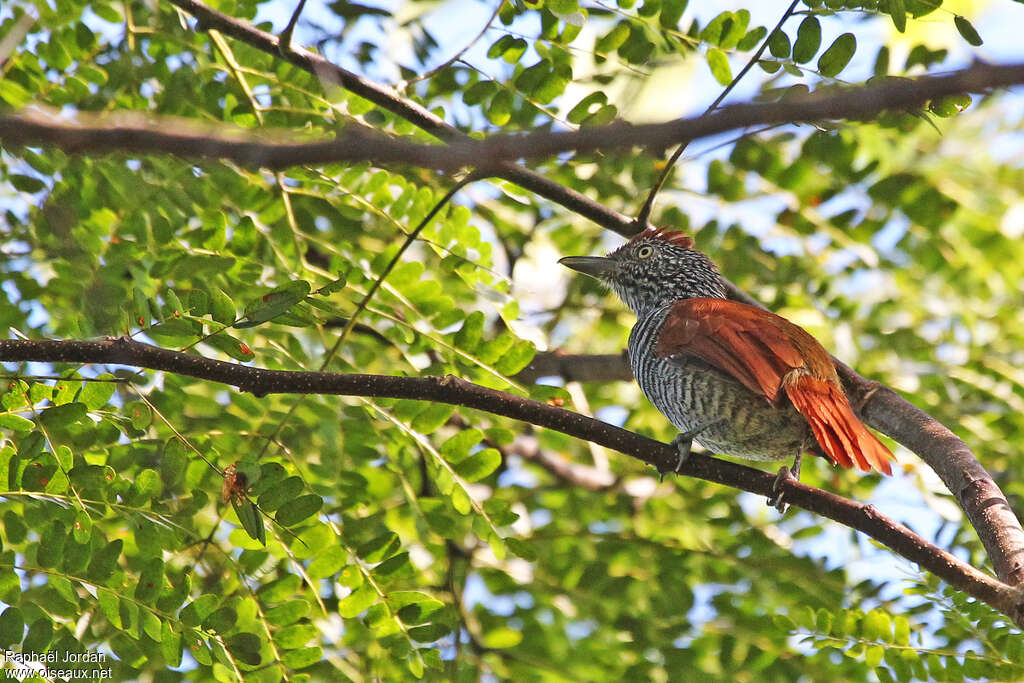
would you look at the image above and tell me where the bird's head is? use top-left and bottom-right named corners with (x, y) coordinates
top-left (559, 227), bottom-right (726, 316)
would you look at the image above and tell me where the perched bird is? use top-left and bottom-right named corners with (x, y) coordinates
top-left (560, 227), bottom-right (893, 509)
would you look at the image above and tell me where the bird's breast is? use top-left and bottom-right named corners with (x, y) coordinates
top-left (628, 310), bottom-right (810, 461)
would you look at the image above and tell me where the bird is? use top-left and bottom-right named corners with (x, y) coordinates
top-left (559, 226), bottom-right (893, 510)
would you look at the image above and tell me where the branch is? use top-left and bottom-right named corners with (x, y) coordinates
top-left (1, 336), bottom-right (1023, 625)
top-left (5, 62), bottom-right (1023, 177)
top-left (8, 0), bottom-right (1023, 613)
top-left (517, 350), bottom-right (633, 384)
top-left (635, 0), bottom-right (802, 225)
top-left (148, 3), bottom-right (1024, 584)
top-left (718, 278), bottom-right (1024, 588)
top-left (164, 0), bottom-right (637, 237)
top-left (513, 338), bottom-right (1024, 589)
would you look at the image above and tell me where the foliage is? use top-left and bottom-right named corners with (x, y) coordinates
top-left (1, 0), bottom-right (1023, 680)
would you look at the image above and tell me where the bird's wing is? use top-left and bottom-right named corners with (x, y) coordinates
top-left (655, 298), bottom-right (893, 474)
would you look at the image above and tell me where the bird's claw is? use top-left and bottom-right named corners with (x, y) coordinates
top-left (767, 466), bottom-right (793, 513)
top-left (767, 454), bottom-right (802, 514)
top-left (661, 433), bottom-right (694, 481)
top-left (659, 419), bottom-right (725, 481)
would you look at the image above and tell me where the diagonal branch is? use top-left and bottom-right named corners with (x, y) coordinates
top-left (520, 340), bottom-right (1024, 589)
top-left (1, 336), bottom-right (1022, 625)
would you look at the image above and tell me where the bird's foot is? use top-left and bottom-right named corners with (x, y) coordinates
top-left (660, 419), bottom-right (725, 481)
top-left (667, 433), bottom-right (694, 478)
top-left (767, 454), bottom-right (802, 513)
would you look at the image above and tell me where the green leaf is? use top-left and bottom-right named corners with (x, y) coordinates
top-left (203, 333), bottom-right (255, 360)
top-left (485, 90), bottom-right (513, 127)
top-left (595, 22), bottom-right (630, 54)
top-left (98, 588), bottom-right (123, 629)
top-left (453, 311), bottom-right (485, 352)
top-left (0, 414), bottom-right (33, 432)
top-left (9, 174), bottom-right (46, 193)
top-left (705, 48), bottom-right (732, 86)
top-left (281, 647), bottom-right (322, 669)
top-left (203, 606), bottom-right (238, 634)
top-left (384, 591), bottom-right (444, 623)
top-left (770, 29), bottom-right (790, 57)
top-left (226, 633), bottom-right (262, 665)
top-left (496, 340), bottom-right (535, 375)
top-left (80, 375), bottom-right (116, 409)
top-left (276, 623), bottom-right (317, 649)
top-left (40, 402), bottom-right (87, 428)
top-left (481, 626), bottom-right (523, 648)
top-left (134, 468), bottom-right (163, 500)
top-left (161, 621), bottom-right (182, 667)
top-left (265, 600), bottom-right (311, 626)
top-left (36, 522), bottom-right (67, 569)
top-left (233, 499), bottom-right (266, 545)
top-left (792, 16), bottom-right (821, 63)
top-left (237, 280), bottom-right (311, 327)
top-left (411, 403), bottom-right (456, 434)
top-left (453, 448), bottom-right (501, 482)
top-left (161, 438), bottom-right (189, 489)
top-left (339, 585), bottom-right (377, 618)
top-left (210, 289), bottom-right (236, 324)
top-left (408, 623), bottom-right (450, 642)
top-left (357, 531), bottom-right (401, 562)
top-left (954, 16), bottom-right (982, 46)
top-left (23, 618), bottom-right (52, 653)
top-left (659, 0), bottom-right (687, 28)
top-left (737, 26), bottom-right (766, 52)
top-left (307, 545), bottom-right (347, 580)
top-left (701, 11), bottom-right (745, 47)
top-left (817, 33), bottom-right (856, 77)
top-left (180, 594), bottom-right (220, 628)
top-left (888, 0), bottom-right (906, 32)
top-left (0, 607), bottom-right (24, 648)
top-left (373, 552), bottom-right (412, 579)
top-left (135, 558), bottom-right (164, 604)
top-left (258, 574), bottom-right (302, 603)
top-left (463, 80), bottom-right (497, 106)
top-left (258, 476), bottom-right (304, 512)
top-left (275, 494), bottom-right (322, 526)
top-left (0, 80), bottom-right (30, 108)
top-left (505, 537), bottom-right (538, 561)
top-left (874, 46), bottom-right (890, 76)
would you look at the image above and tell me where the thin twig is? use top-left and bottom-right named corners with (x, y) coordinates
top-left (634, 0), bottom-right (801, 227)
top-left (278, 0), bottom-right (308, 53)
top-left (398, 2), bottom-right (502, 89)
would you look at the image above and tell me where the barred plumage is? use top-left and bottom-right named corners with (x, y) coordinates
top-left (560, 228), bottom-right (893, 481)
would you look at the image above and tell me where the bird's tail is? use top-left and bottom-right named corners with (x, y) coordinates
top-left (784, 374), bottom-right (894, 475)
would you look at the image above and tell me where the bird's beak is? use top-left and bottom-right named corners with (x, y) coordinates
top-left (558, 255), bottom-right (614, 279)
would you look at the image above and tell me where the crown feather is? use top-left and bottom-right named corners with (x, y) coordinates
top-left (629, 226), bottom-right (694, 249)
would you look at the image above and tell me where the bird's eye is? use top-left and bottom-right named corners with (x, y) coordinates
top-left (636, 245), bottom-right (654, 259)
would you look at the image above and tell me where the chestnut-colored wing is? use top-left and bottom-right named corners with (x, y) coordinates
top-left (655, 298), bottom-right (893, 475)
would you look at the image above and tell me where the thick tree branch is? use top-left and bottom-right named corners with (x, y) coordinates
top-left (1, 337), bottom-right (1023, 625)
top-left (4, 62), bottom-right (1023, 176)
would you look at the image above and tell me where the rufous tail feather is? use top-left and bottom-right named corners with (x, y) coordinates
top-left (785, 374), bottom-right (893, 475)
